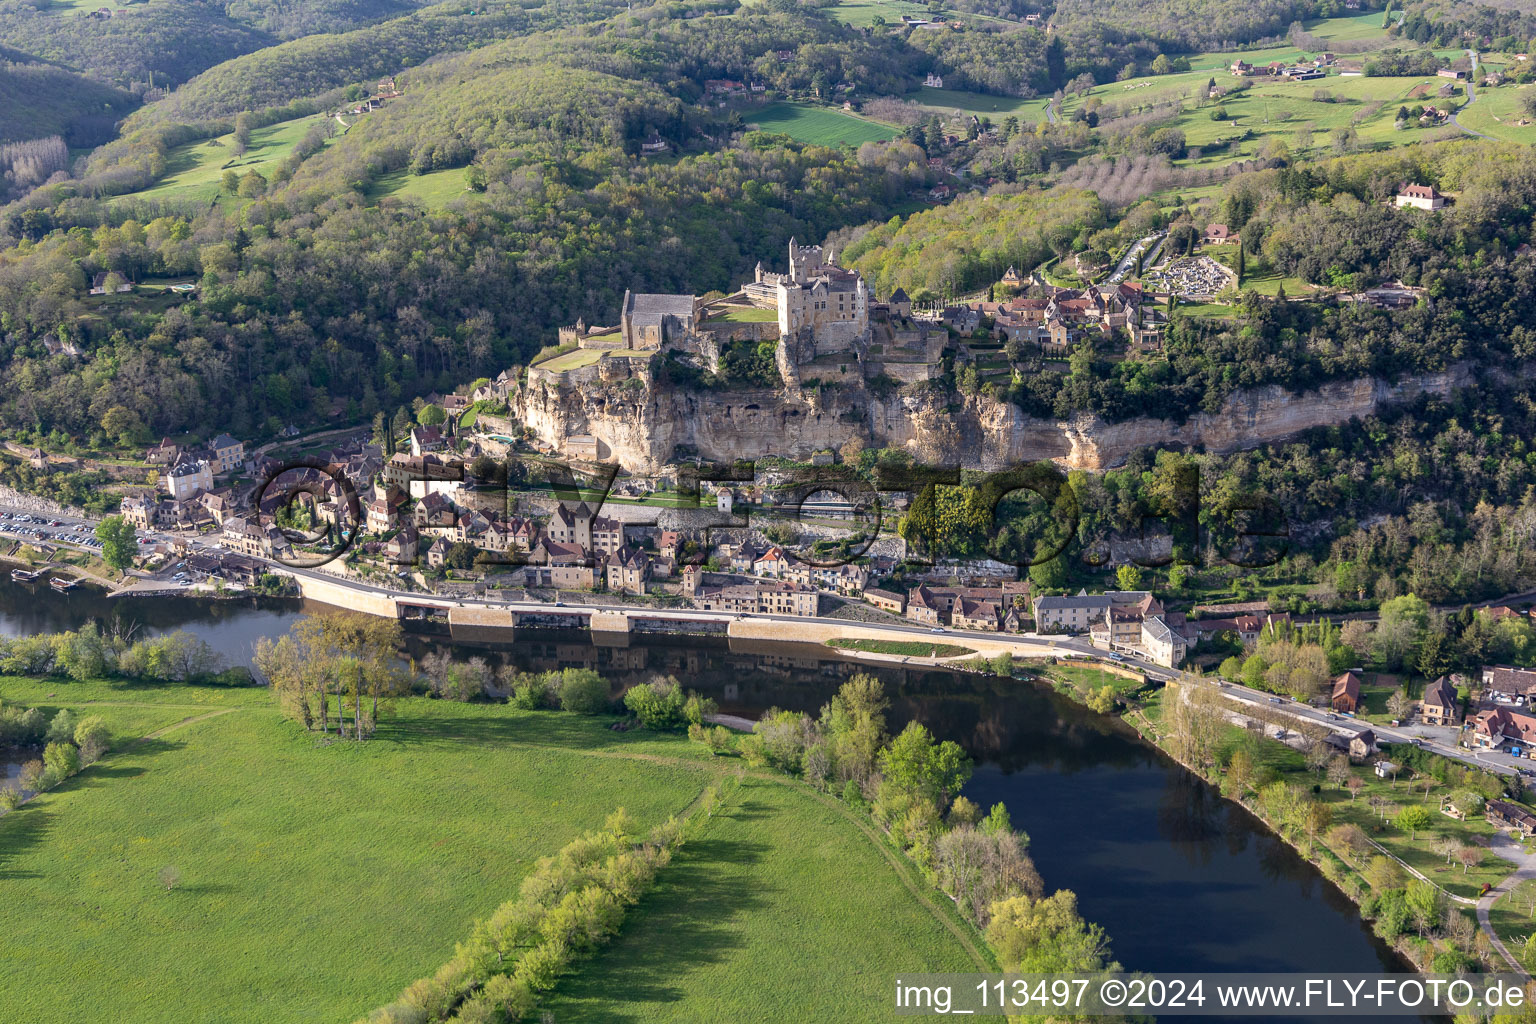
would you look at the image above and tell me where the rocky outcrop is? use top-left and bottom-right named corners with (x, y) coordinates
top-left (516, 363), bottom-right (1483, 474)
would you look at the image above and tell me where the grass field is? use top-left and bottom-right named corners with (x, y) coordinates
top-left (1489, 878), bottom-right (1536, 950)
top-left (1154, 73), bottom-right (1449, 167)
top-left (749, 103), bottom-right (899, 146)
top-left (0, 677), bottom-right (977, 1023)
top-left (42, 0), bottom-right (146, 13)
top-left (909, 86), bottom-right (1053, 122)
top-left (372, 167), bottom-right (472, 207)
top-left (542, 776), bottom-right (986, 1021)
top-left (828, 0), bottom-right (933, 27)
top-left (706, 305), bottom-right (777, 323)
top-left (122, 116), bottom-right (335, 209)
top-left (827, 637), bottom-right (976, 658)
top-left (1201, 718), bottom-right (1515, 901)
top-left (538, 347), bottom-right (650, 372)
top-left (1453, 82), bottom-right (1536, 144)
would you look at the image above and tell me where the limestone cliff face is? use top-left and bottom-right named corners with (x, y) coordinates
top-left (516, 364), bottom-right (1479, 473)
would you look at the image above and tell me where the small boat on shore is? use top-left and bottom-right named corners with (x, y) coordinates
top-left (48, 576), bottom-right (77, 591)
top-left (9, 568), bottom-right (41, 582)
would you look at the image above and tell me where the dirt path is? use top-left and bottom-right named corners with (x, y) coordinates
top-left (140, 707), bottom-right (244, 741)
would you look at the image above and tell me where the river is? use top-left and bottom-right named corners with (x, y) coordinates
top-left (0, 579), bottom-right (1413, 1008)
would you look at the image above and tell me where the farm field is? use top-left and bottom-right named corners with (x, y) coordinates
top-left (42, 0), bottom-right (148, 13)
top-left (540, 776), bottom-right (986, 1023)
top-left (909, 85), bottom-right (1053, 121)
top-left (0, 679), bottom-right (974, 1024)
top-left (120, 115), bottom-right (334, 209)
top-left (372, 166), bottom-right (472, 206)
top-left (1186, 74), bottom-right (1451, 162)
top-left (828, 0), bottom-right (934, 27)
top-left (749, 102), bottom-right (899, 146)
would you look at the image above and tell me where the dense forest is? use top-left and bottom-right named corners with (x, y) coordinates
top-left (0, 0), bottom-right (273, 89)
top-left (0, 61), bottom-right (136, 146)
top-left (125, 0), bottom-right (658, 125)
top-left (0, 31), bottom-right (918, 441)
top-left (845, 187), bottom-right (1108, 297)
top-left (1052, 0), bottom-right (1333, 54)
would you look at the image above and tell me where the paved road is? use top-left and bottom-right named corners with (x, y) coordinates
top-left (1477, 833), bottom-right (1536, 972)
top-left (1107, 231), bottom-right (1164, 284)
top-left (1450, 49), bottom-right (1497, 141)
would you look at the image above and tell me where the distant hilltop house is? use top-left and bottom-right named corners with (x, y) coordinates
top-left (1202, 223), bottom-right (1238, 245)
top-left (89, 272), bottom-right (132, 295)
top-left (1437, 67), bottom-right (1467, 80)
top-left (924, 72), bottom-right (944, 88)
top-left (1396, 184), bottom-right (1446, 210)
top-left (640, 133), bottom-right (670, 156)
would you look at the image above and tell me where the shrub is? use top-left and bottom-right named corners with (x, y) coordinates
top-left (73, 715), bottom-right (110, 765)
top-left (557, 669), bottom-right (610, 713)
top-left (43, 741), bottom-right (80, 781)
top-left (45, 709), bottom-right (76, 745)
top-left (0, 785), bottom-right (22, 811)
top-left (623, 676), bottom-right (689, 730)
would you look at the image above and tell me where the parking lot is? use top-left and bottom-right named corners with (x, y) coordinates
top-left (0, 510), bottom-right (106, 553)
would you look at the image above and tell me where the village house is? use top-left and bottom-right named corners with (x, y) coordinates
top-left (924, 72), bottom-right (944, 88)
top-left (1140, 616), bottom-right (1186, 668)
top-left (752, 546), bottom-right (791, 578)
top-left (1202, 223), bottom-right (1238, 245)
top-left (144, 438), bottom-right (182, 466)
top-left (1421, 675), bottom-right (1461, 725)
top-left (1469, 706), bottom-right (1536, 752)
top-left (88, 272), bottom-right (133, 295)
top-left (207, 433), bottom-right (245, 475)
top-left (952, 596), bottom-right (1002, 632)
top-left (164, 453), bottom-right (214, 502)
top-left (410, 424), bottom-right (448, 456)
top-left (1033, 591), bottom-right (1113, 632)
top-left (1349, 729), bottom-right (1377, 761)
top-left (222, 516), bottom-right (290, 559)
top-left (383, 527), bottom-right (418, 564)
top-left (1483, 665), bottom-right (1536, 704)
top-left (691, 579), bottom-right (819, 617)
top-left (1331, 670), bottom-right (1363, 713)
top-left (119, 494), bottom-right (157, 531)
top-left (1487, 799), bottom-right (1536, 837)
top-left (603, 545), bottom-right (652, 595)
top-left (864, 588), bottom-right (906, 615)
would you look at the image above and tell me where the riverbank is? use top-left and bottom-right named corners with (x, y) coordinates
top-left (1045, 667), bottom-right (1515, 974)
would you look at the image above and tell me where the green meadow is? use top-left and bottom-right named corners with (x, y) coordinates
top-left (910, 85), bottom-right (1053, 122)
top-left (543, 776), bottom-right (986, 1022)
top-left (372, 166), bottom-right (473, 206)
top-left (1454, 82), bottom-right (1536, 144)
top-left (749, 102), bottom-right (900, 146)
top-left (121, 115), bottom-right (335, 209)
top-left (0, 677), bottom-right (978, 1024)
